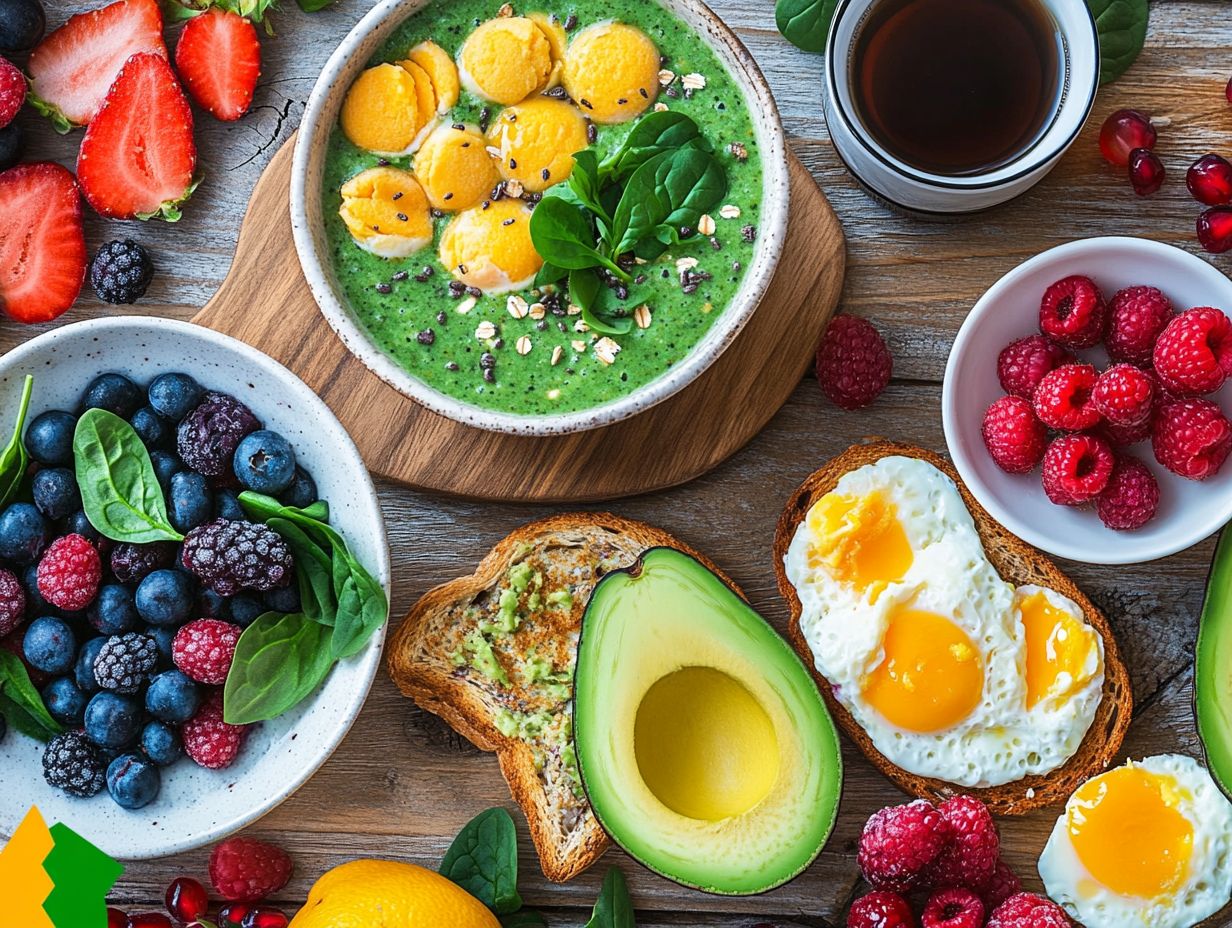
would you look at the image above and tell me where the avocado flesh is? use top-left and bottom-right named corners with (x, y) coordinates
top-left (573, 547), bottom-right (842, 895)
top-left (1196, 529), bottom-right (1232, 798)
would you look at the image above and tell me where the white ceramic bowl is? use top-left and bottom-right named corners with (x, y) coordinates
top-left (944, 237), bottom-right (1232, 565)
top-left (290, 0), bottom-right (790, 435)
top-left (0, 317), bottom-right (391, 859)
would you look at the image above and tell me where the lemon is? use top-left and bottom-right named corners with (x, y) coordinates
top-left (289, 860), bottom-right (500, 928)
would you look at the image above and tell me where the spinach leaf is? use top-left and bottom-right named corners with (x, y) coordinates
top-left (0, 375), bottom-right (32, 509)
top-left (567, 149), bottom-right (613, 227)
top-left (534, 260), bottom-right (568, 289)
top-left (440, 807), bottom-right (523, 914)
top-left (74, 409), bottom-right (183, 544)
top-left (775, 0), bottom-right (838, 53)
top-left (1087, 0), bottom-right (1148, 84)
top-left (569, 269), bottom-right (632, 336)
top-left (0, 649), bottom-right (62, 741)
top-left (610, 148), bottom-right (727, 256)
top-left (585, 868), bottom-right (636, 928)
top-left (223, 612), bottom-right (335, 725)
top-left (528, 197), bottom-right (630, 281)
top-left (602, 111), bottom-right (710, 180)
top-left (267, 517), bottom-right (336, 626)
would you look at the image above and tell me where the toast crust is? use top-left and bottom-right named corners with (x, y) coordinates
top-left (772, 441), bottom-right (1133, 815)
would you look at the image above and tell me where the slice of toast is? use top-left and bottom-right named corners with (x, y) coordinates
top-left (387, 512), bottom-right (742, 882)
top-left (772, 441), bottom-right (1132, 815)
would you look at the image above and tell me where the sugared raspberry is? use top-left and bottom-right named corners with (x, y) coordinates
top-left (181, 520), bottom-right (293, 596)
top-left (982, 396), bottom-right (1047, 473)
top-left (1153, 307), bottom-right (1232, 396)
top-left (1092, 363), bottom-right (1154, 426)
top-left (1097, 456), bottom-right (1160, 530)
top-left (208, 837), bottom-right (293, 902)
top-left (980, 860), bottom-right (1022, 910)
top-left (173, 619), bottom-right (242, 685)
top-left (110, 542), bottom-right (177, 584)
top-left (927, 796), bottom-right (999, 890)
top-left (996, 336), bottom-right (1072, 399)
top-left (858, 799), bottom-right (950, 893)
top-left (1152, 398), bottom-right (1232, 480)
top-left (1106, 286), bottom-right (1174, 365)
top-left (815, 315), bottom-right (893, 410)
top-left (178, 392), bottom-right (261, 477)
top-left (0, 567), bottom-right (25, 636)
top-left (1039, 275), bottom-right (1107, 349)
top-left (921, 887), bottom-right (984, 928)
top-left (987, 893), bottom-right (1072, 928)
top-left (1042, 434), bottom-right (1114, 505)
top-left (847, 891), bottom-right (917, 928)
top-left (182, 690), bottom-right (247, 769)
top-left (1033, 364), bottom-right (1101, 431)
top-left (36, 534), bottom-right (102, 611)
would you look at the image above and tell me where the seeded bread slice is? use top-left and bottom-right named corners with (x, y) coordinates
top-left (772, 441), bottom-right (1133, 814)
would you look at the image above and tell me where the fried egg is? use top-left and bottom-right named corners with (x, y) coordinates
top-left (457, 16), bottom-right (556, 105)
top-left (338, 166), bottom-right (433, 259)
top-left (562, 21), bottom-right (660, 124)
top-left (487, 97), bottom-right (589, 193)
top-left (439, 198), bottom-right (542, 294)
top-left (414, 122), bottom-right (500, 211)
top-left (1039, 754), bottom-right (1232, 928)
top-left (783, 456), bottom-right (1105, 787)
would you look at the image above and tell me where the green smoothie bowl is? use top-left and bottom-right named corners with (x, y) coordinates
top-left (290, 0), bottom-right (789, 435)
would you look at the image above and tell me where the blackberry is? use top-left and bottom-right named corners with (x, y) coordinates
top-left (177, 392), bottom-right (260, 477)
top-left (89, 240), bottom-right (154, 304)
top-left (181, 519), bottom-right (293, 595)
top-left (110, 541), bottom-right (176, 584)
top-left (94, 632), bottom-right (159, 693)
top-left (43, 731), bottom-right (106, 797)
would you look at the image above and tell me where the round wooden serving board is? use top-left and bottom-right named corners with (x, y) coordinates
top-left (191, 138), bottom-right (846, 502)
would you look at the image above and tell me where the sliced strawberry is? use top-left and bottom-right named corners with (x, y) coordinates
top-left (175, 8), bottom-right (260, 121)
top-left (78, 53), bottom-right (198, 221)
top-left (0, 58), bottom-right (25, 129)
top-left (28, 0), bottom-right (166, 131)
top-left (0, 163), bottom-right (87, 324)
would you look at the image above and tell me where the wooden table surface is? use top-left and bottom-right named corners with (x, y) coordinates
top-left (10, 1), bottom-right (1232, 925)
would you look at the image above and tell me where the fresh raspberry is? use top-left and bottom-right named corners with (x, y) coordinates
top-left (1042, 434), bottom-right (1114, 505)
top-left (847, 891), bottom-right (917, 928)
top-left (1153, 306), bottom-right (1232, 395)
top-left (183, 690), bottom-right (248, 769)
top-left (921, 887), bottom-right (984, 928)
top-left (927, 796), bottom-right (999, 890)
top-left (987, 893), bottom-right (1072, 928)
top-left (1100, 416), bottom-right (1152, 447)
top-left (1092, 363), bottom-right (1154, 426)
top-left (815, 315), bottom-right (893, 410)
top-left (858, 799), bottom-right (951, 893)
top-left (178, 392), bottom-right (261, 477)
top-left (1039, 275), bottom-right (1107, 349)
top-left (0, 567), bottom-right (25, 637)
top-left (208, 837), bottom-right (293, 902)
top-left (0, 57), bottom-right (24, 130)
top-left (36, 534), bottom-right (102, 611)
top-left (1106, 286), bottom-right (1174, 365)
top-left (1033, 364), bottom-right (1101, 431)
top-left (173, 619), bottom-right (242, 684)
top-left (980, 860), bottom-right (1022, 910)
top-left (982, 396), bottom-right (1047, 473)
top-left (1152, 398), bottom-right (1232, 480)
top-left (181, 519), bottom-right (293, 595)
top-left (110, 542), bottom-right (177, 584)
top-left (996, 335), bottom-right (1072, 399)
top-left (1097, 456), bottom-right (1160, 530)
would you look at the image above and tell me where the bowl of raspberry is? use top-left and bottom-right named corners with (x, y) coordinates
top-left (0, 317), bottom-right (390, 859)
top-left (943, 236), bottom-right (1232, 564)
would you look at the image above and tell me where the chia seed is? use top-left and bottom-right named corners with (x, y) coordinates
top-left (639, 87), bottom-right (648, 99)
top-left (564, 12), bottom-right (577, 28)
top-left (635, 274), bottom-right (647, 285)
top-left (396, 212), bottom-right (408, 221)
top-left (479, 107), bottom-right (492, 132)
top-left (710, 237), bottom-right (722, 251)
top-left (446, 361), bottom-right (460, 371)
top-left (586, 123), bottom-right (597, 143)
top-left (467, 286), bottom-right (483, 298)
top-left (392, 191), bottom-right (404, 200)
top-left (730, 142), bottom-right (748, 161)
top-left (444, 192), bottom-right (454, 201)
top-left (541, 168), bottom-right (550, 181)
top-left (417, 329), bottom-right (435, 345)
top-left (452, 122), bottom-right (465, 130)
top-left (617, 98), bottom-right (627, 105)
top-left (502, 218), bottom-right (515, 226)
top-left (431, 208), bottom-right (445, 219)
top-left (579, 98), bottom-right (593, 110)
top-left (493, 337), bottom-right (505, 349)
top-left (732, 261), bottom-right (742, 271)
top-left (679, 226), bottom-right (695, 239)
top-left (436, 311), bottom-right (448, 324)
top-left (665, 87), bottom-right (679, 98)
top-left (741, 224), bottom-right (757, 243)
top-left (509, 158), bottom-right (518, 169)
top-left (377, 158), bottom-right (390, 166)
top-left (375, 282), bottom-right (392, 294)
top-left (392, 270), bottom-right (410, 281)
top-left (480, 352), bottom-right (497, 369)
top-left (544, 85), bottom-right (568, 99)
top-left (536, 320), bottom-right (548, 331)
top-left (449, 281), bottom-right (466, 297)
top-left (483, 368), bottom-right (495, 384)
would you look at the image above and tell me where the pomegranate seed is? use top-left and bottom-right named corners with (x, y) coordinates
top-left (127, 916), bottom-right (174, 928)
top-left (1198, 207), bottom-right (1232, 253)
top-left (1128, 148), bottom-right (1165, 195)
top-left (1187, 154), bottom-right (1232, 206)
top-left (241, 908), bottom-right (289, 928)
top-left (1099, 109), bottom-right (1156, 166)
top-left (166, 877), bottom-right (210, 924)
top-left (108, 909), bottom-right (128, 928)
top-left (218, 904), bottom-right (253, 927)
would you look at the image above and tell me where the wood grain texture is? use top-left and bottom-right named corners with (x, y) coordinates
top-left (191, 144), bottom-right (845, 501)
top-left (7, 1), bottom-right (1232, 926)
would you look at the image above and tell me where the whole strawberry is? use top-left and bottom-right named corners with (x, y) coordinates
top-left (1152, 398), bottom-right (1232, 480)
top-left (987, 893), bottom-right (1072, 928)
top-left (815, 315), bottom-right (893, 410)
top-left (927, 795), bottom-right (999, 890)
top-left (1105, 285), bottom-right (1173, 365)
top-left (209, 837), bottom-right (293, 902)
top-left (848, 891), bottom-right (917, 928)
top-left (1039, 275), bottom-right (1107, 349)
top-left (1153, 306), bottom-right (1232, 396)
top-left (37, 534), bottom-right (101, 611)
top-left (858, 799), bottom-right (950, 893)
top-left (182, 690), bottom-right (247, 769)
top-left (173, 618), bottom-right (242, 684)
top-left (996, 335), bottom-right (1072, 399)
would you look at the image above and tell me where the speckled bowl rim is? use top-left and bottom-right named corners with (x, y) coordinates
top-left (0, 316), bottom-right (391, 859)
top-left (290, 0), bottom-right (789, 436)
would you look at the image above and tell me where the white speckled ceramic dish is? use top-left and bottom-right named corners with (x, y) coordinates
top-left (0, 317), bottom-right (390, 860)
top-left (290, 0), bottom-right (790, 436)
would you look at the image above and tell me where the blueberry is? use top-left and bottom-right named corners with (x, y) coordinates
top-left (0, 503), bottom-right (48, 564)
top-left (23, 616), bottom-right (76, 674)
top-left (0, 121), bottom-right (20, 172)
top-left (106, 753), bottom-right (160, 809)
top-left (25, 410), bottom-right (75, 465)
top-left (147, 625), bottom-right (177, 671)
top-left (31, 468), bottom-right (80, 521)
top-left (263, 582), bottom-right (300, 613)
top-left (213, 489), bottom-right (245, 521)
top-left (280, 467), bottom-right (319, 509)
top-left (64, 510), bottom-right (101, 544)
top-left (88, 584), bottom-right (138, 635)
top-left (168, 471), bottom-right (212, 534)
top-left (0, 0), bottom-right (45, 52)
top-left (130, 406), bottom-right (169, 449)
top-left (80, 373), bottom-right (142, 419)
top-left (140, 720), bottom-right (182, 766)
top-left (22, 563), bottom-right (52, 615)
top-left (75, 636), bottom-right (107, 692)
top-left (198, 588), bottom-right (230, 619)
top-left (150, 450), bottom-right (181, 492)
top-left (144, 669), bottom-right (200, 723)
top-left (135, 569), bottom-right (194, 626)
top-left (233, 430), bottom-right (297, 495)
top-left (229, 594), bottom-right (263, 628)
top-left (147, 373), bottom-right (203, 422)
top-left (42, 675), bottom-right (87, 726)
top-left (84, 691), bottom-right (142, 749)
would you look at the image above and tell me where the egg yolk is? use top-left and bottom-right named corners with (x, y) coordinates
top-left (340, 63), bottom-right (423, 156)
top-left (1020, 591), bottom-right (1101, 711)
top-left (1068, 766), bottom-right (1194, 899)
top-left (414, 123), bottom-right (501, 211)
top-left (439, 198), bottom-right (544, 294)
top-left (408, 40), bottom-right (460, 113)
top-left (487, 97), bottom-right (590, 193)
top-left (338, 166), bottom-right (433, 258)
top-left (862, 608), bottom-right (983, 733)
top-left (806, 490), bottom-right (913, 598)
top-left (458, 17), bottom-right (554, 105)
top-left (562, 22), bottom-right (661, 124)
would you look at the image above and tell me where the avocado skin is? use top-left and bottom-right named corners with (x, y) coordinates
top-left (1196, 529), bottom-right (1232, 801)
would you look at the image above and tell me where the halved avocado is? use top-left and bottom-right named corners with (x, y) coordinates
top-left (1196, 529), bottom-right (1232, 798)
top-left (573, 547), bottom-right (842, 895)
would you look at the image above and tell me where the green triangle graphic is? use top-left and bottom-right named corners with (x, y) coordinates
top-left (42, 823), bottom-right (124, 928)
